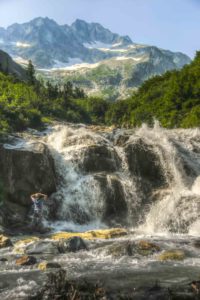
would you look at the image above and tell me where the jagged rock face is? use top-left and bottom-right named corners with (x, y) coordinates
top-left (71, 19), bottom-right (132, 45)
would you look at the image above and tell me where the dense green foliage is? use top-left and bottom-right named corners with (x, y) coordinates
top-left (106, 51), bottom-right (200, 128)
top-left (0, 52), bottom-right (199, 134)
top-left (0, 70), bottom-right (89, 133)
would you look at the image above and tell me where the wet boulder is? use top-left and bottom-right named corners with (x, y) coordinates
top-left (50, 228), bottom-right (127, 241)
top-left (38, 261), bottom-right (61, 271)
top-left (0, 141), bottom-right (57, 229)
top-left (125, 138), bottom-right (166, 189)
top-left (15, 255), bottom-right (37, 266)
top-left (94, 174), bottom-right (128, 226)
top-left (158, 250), bottom-right (185, 261)
top-left (13, 237), bottom-right (40, 254)
top-left (79, 144), bottom-right (120, 173)
top-left (58, 236), bottom-right (88, 253)
top-left (0, 235), bottom-right (12, 249)
top-left (25, 240), bottom-right (60, 255)
top-left (0, 141), bottom-right (56, 207)
top-left (136, 240), bottom-right (161, 256)
top-left (105, 241), bottom-right (136, 257)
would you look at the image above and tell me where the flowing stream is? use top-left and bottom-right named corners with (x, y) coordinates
top-left (1, 123), bottom-right (200, 299)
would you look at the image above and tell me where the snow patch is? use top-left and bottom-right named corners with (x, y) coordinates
top-left (84, 41), bottom-right (130, 53)
top-left (99, 47), bottom-right (128, 53)
top-left (84, 41), bottom-right (114, 49)
top-left (13, 56), bottom-right (29, 65)
top-left (115, 56), bottom-right (142, 61)
top-left (39, 58), bottom-right (100, 72)
top-left (15, 41), bottom-right (31, 48)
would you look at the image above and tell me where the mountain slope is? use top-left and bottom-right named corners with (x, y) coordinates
top-left (0, 17), bottom-right (132, 68)
top-left (105, 51), bottom-right (200, 127)
top-left (0, 17), bottom-right (191, 99)
top-left (0, 49), bottom-right (27, 80)
top-left (41, 44), bottom-right (190, 100)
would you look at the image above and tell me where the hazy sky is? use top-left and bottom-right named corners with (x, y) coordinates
top-left (0, 0), bottom-right (199, 57)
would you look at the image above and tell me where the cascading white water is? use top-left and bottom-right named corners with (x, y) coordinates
top-left (134, 123), bottom-right (200, 234)
top-left (42, 122), bottom-right (200, 234)
top-left (44, 124), bottom-right (108, 231)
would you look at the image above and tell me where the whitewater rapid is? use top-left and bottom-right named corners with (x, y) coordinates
top-left (40, 122), bottom-right (200, 235)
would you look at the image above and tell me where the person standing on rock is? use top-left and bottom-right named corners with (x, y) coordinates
top-left (30, 193), bottom-right (48, 226)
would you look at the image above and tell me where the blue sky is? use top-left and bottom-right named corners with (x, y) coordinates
top-left (0, 0), bottom-right (199, 57)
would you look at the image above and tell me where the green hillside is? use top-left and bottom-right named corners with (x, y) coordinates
top-left (106, 51), bottom-right (200, 128)
top-left (0, 51), bottom-right (199, 135)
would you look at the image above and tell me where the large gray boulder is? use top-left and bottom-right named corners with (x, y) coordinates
top-left (58, 236), bottom-right (88, 253)
top-left (0, 141), bottom-right (57, 228)
top-left (0, 142), bottom-right (56, 206)
top-left (125, 138), bottom-right (167, 191)
top-left (26, 240), bottom-right (60, 255)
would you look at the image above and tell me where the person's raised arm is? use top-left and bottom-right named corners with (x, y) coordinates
top-left (38, 193), bottom-right (48, 200)
top-left (31, 194), bottom-right (36, 202)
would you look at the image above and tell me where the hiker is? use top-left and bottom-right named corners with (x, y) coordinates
top-left (30, 193), bottom-right (48, 225)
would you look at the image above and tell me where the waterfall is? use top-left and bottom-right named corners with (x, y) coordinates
top-left (41, 123), bottom-right (200, 234)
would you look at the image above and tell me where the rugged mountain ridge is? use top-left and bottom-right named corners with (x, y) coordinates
top-left (0, 17), bottom-right (132, 68)
top-left (0, 17), bottom-right (190, 68)
top-left (0, 17), bottom-right (191, 99)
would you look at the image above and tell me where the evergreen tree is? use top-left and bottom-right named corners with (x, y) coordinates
top-left (27, 60), bottom-right (35, 85)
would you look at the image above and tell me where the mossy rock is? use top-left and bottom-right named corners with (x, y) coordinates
top-left (136, 240), bottom-right (161, 256)
top-left (50, 228), bottom-right (127, 241)
top-left (158, 250), bottom-right (185, 261)
top-left (105, 241), bottom-right (135, 257)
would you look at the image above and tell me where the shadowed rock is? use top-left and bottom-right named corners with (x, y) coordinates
top-left (58, 236), bottom-right (88, 253)
top-left (15, 255), bottom-right (37, 266)
top-left (0, 141), bottom-right (57, 228)
top-left (79, 145), bottom-right (120, 173)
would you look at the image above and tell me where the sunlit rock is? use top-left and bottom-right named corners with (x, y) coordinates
top-left (50, 228), bottom-right (127, 241)
top-left (38, 261), bottom-right (61, 271)
top-left (0, 235), bottom-right (12, 249)
top-left (13, 237), bottom-right (40, 254)
top-left (158, 250), bottom-right (185, 261)
top-left (15, 255), bottom-right (37, 266)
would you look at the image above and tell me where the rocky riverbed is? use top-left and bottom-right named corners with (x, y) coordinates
top-left (1, 230), bottom-right (200, 299)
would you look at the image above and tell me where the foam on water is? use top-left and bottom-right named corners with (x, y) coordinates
top-left (41, 122), bottom-right (200, 235)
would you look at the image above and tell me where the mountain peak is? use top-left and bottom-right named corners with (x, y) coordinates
top-left (30, 17), bottom-right (58, 27)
